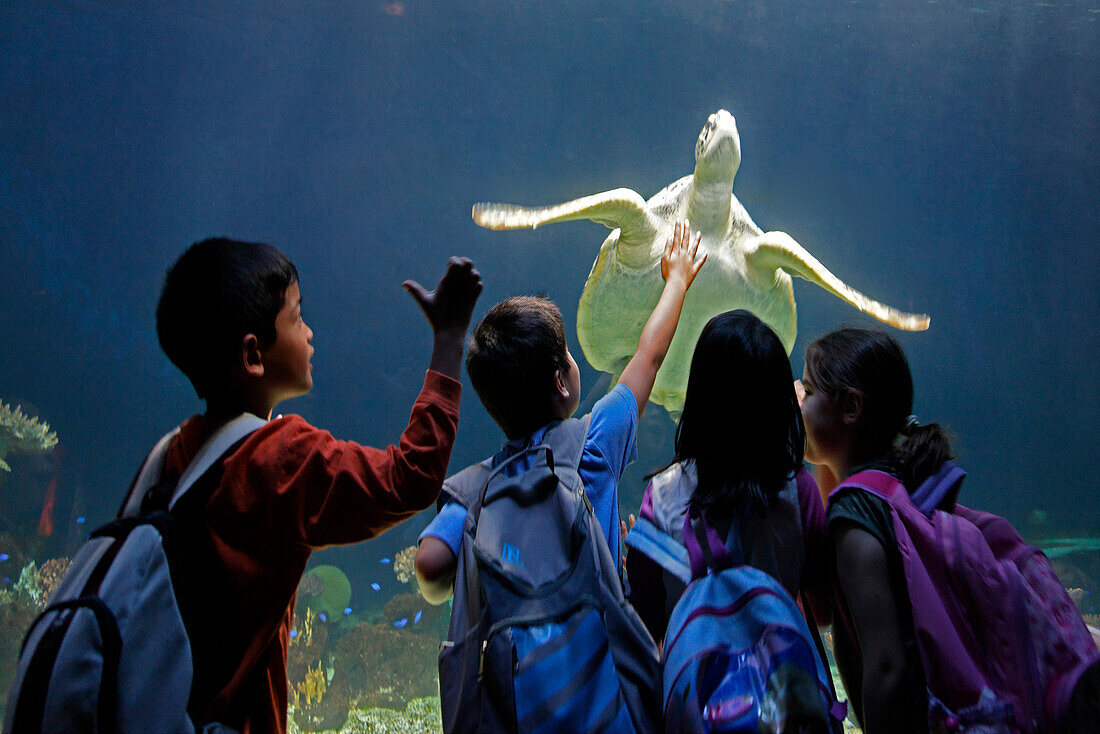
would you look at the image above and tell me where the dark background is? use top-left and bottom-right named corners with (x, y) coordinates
top-left (2, 0), bottom-right (1097, 605)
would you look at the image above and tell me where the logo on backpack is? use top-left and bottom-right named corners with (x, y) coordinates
top-left (437, 416), bottom-right (661, 734)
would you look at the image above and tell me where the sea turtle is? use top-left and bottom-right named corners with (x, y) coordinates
top-left (473, 109), bottom-right (929, 415)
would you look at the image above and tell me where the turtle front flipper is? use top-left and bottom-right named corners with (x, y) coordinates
top-left (473, 188), bottom-right (661, 250)
top-left (744, 231), bottom-right (930, 331)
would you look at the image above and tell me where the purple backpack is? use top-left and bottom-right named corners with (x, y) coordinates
top-left (831, 464), bottom-right (1100, 732)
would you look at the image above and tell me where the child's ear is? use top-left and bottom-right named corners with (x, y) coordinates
top-left (840, 388), bottom-right (864, 426)
top-left (553, 367), bottom-right (570, 399)
top-left (241, 334), bottom-right (265, 378)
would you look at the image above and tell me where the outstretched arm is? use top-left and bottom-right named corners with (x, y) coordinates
top-left (403, 257), bottom-right (484, 379)
top-left (617, 219), bottom-right (706, 417)
top-left (415, 536), bottom-right (457, 605)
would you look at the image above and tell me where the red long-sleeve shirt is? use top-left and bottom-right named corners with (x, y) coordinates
top-left (161, 371), bottom-right (460, 734)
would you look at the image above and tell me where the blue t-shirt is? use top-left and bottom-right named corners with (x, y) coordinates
top-left (419, 383), bottom-right (639, 570)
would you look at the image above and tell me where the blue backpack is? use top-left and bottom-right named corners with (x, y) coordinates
top-left (438, 416), bottom-right (660, 734)
top-left (657, 510), bottom-right (844, 734)
top-left (3, 414), bottom-right (265, 734)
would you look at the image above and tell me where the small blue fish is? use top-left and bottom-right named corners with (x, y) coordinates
top-left (380, 557), bottom-right (391, 564)
top-left (289, 629), bottom-right (298, 639)
top-left (0, 553), bottom-right (9, 562)
top-left (2, 577), bottom-right (9, 584)
top-left (394, 618), bottom-right (408, 628)
top-left (76, 517), bottom-right (86, 524)
top-left (371, 582), bottom-right (381, 591)
top-left (319, 612), bottom-right (327, 622)
top-left (414, 610), bottom-right (423, 624)
top-left (344, 606), bottom-right (353, 615)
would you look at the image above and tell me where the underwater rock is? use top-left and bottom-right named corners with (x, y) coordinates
top-left (1027, 508), bottom-right (1049, 528)
top-left (0, 531), bottom-right (33, 573)
top-left (382, 592), bottom-right (445, 636)
top-left (0, 400), bottom-right (58, 472)
top-left (301, 565), bottom-right (353, 619)
top-left (0, 572), bottom-right (42, 696)
top-left (329, 621), bottom-right (439, 712)
top-left (1038, 537), bottom-right (1100, 559)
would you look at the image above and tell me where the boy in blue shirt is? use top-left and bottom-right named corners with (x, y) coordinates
top-left (415, 220), bottom-right (705, 603)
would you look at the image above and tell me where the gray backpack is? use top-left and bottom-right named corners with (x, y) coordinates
top-left (3, 414), bottom-right (265, 734)
top-left (438, 416), bottom-right (660, 734)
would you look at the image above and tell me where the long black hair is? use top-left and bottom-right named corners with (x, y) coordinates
top-left (670, 310), bottom-right (805, 516)
top-left (804, 328), bottom-right (952, 492)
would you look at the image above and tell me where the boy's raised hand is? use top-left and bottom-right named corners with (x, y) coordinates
top-left (403, 257), bottom-right (483, 379)
top-left (403, 257), bottom-right (483, 335)
top-left (618, 219), bottom-right (706, 417)
top-left (661, 219), bottom-right (706, 287)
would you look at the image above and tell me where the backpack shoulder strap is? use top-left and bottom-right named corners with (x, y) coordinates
top-left (120, 414), bottom-right (267, 518)
top-left (168, 413), bottom-right (267, 510)
top-left (118, 427), bottom-right (182, 518)
top-left (624, 515), bottom-right (692, 585)
top-left (441, 461), bottom-right (493, 510)
top-left (541, 414), bottom-right (591, 480)
top-left (829, 469), bottom-right (905, 505)
top-left (444, 414), bottom-right (593, 515)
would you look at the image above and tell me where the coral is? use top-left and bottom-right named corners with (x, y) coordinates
top-left (35, 557), bottom-right (71, 606)
top-left (287, 696), bottom-right (443, 734)
top-left (295, 662), bottom-right (328, 707)
top-left (288, 605), bottom-right (329, 688)
top-left (14, 562), bottom-right (40, 605)
top-left (299, 571), bottom-right (325, 599)
top-left (0, 401), bottom-right (58, 472)
top-left (393, 545), bottom-right (417, 585)
top-left (301, 565), bottom-right (352, 619)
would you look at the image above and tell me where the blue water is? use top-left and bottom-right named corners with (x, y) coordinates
top-left (1, 0), bottom-right (1097, 719)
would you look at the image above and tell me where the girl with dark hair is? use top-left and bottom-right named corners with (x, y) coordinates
top-left (797, 328), bottom-right (934, 734)
top-left (624, 309), bottom-right (830, 646)
top-left (798, 327), bottom-right (1100, 734)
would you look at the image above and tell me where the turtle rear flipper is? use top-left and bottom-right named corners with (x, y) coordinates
top-left (473, 188), bottom-right (661, 252)
top-left (745, 231), bottom-right (930, 332)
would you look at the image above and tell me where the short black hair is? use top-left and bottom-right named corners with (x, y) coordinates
top-left (465, 296), bottom-right (571, 438)
top-left (156, 237), bottom-right (298, 399)
top-left (673, 310), bottom-right (805, 514)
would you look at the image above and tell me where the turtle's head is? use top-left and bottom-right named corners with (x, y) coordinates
top-left (694, 109), bottom-right (741, 184)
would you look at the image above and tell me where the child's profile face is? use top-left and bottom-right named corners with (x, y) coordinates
top-left (796, 368), bottom-right (842, 466)
top-left (263, 280), bottom-right (314, 404)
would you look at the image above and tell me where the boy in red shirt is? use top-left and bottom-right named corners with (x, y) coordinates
top-left (154, 238), bottom-right (481, 733)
